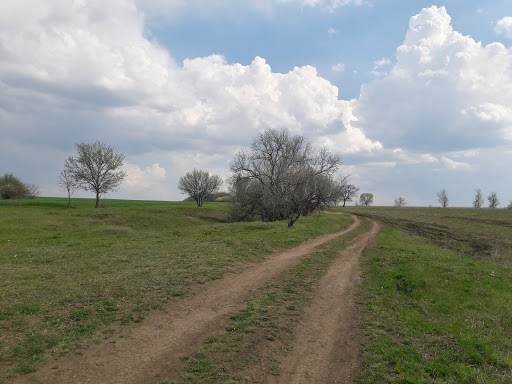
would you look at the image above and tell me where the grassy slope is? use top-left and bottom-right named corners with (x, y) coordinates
top-left (0, 198), bottom-right (351, 380)
top-left (343, 207), bottom-right (512, 384)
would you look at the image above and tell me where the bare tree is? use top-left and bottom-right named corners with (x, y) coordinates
top-left (178, 169), bottom-right (223, 207)
top-left (338, 175), bottom-right (359, 207)
top-left (437, 189), bottom-right (449, 208)
top-left (58, 169), bottom-right (78, 208)
top-left (473, 188), bottom-right (484, 209)
top-left (488, 192), bottom-right (499, 209)
top-left (229, 128), bottom-right (341, 227)
top-left (394, 196), bottom-right (406, 207)
top-left (507, 201), bottom-right (512, 210)
top-left (359, 193), bottom-right (373, 206)
top-left (65, 141), bottom-right (126, 208)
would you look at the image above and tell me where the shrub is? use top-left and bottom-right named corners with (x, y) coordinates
top-left (0, 173), bottom-right (39, 200)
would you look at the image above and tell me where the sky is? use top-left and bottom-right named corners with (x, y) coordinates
top-left (1, 0), bottom-right (511, 207)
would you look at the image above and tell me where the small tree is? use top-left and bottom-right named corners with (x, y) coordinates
top-left (58, 170), bottom-right (78, 208)
top-left (437, 189), bottom-right (449, 208)
top-left (0, 173), bottom-right (39, 200)
top-left (178, 169), bottom-right (223, 207)
top-left (473, 188), bottom-right (484, 209)
top-left (338, 175), bottom-right (359, 207)
top-left (359, 193), bottom-right (373, 206)
top-left (488, 192), bottom-right (499, 209)
top-left (507, 201), bottom-right (512, 210)
top-left (394, 196), bottom-right (406, 207)
top-left (65, 141), bottom-right (126, 208)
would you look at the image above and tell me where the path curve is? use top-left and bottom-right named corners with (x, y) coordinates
top-left (16, 215), bottom-right (361, 384)
top-left (277, 219), bottom-right (380, 384)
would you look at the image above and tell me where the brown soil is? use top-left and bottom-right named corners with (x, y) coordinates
top-left (277, 220), bottom-right (380, 384)
top-left (14, 216), bottom-right (368, 384)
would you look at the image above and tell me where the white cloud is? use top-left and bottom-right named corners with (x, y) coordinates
top-left (123, 163), bottom-right (169, 199)
top-left (355, 5), bottom-right (512, 153)
top-left (370, 57), bottom-right (392, 76)
top-left (0, 0), bottom-right (382, 201)
top-left (374, 58), bottom-right (391, 68)
top-left (328, 28), bottom-right (338, 37)
top-left (440, 157), bottom-right (471, 171)
top-left (392, 148), bottom-right (438, 164)
top-left (495, 17), bottom-right (512, 39)
top-left (277, 0), bottom-right (363, 11)
top-left (331, 63), bottom-right (345, 72)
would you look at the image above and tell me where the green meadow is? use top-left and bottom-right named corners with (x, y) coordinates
top-left (344, 206), bottom-right (512, 384)
top-left (1, 199), bottom-right (511, 383)
top-left (0, 197), bottom-right (350, 380)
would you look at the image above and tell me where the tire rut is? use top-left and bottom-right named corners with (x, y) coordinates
top-left (15, 215), bottom-right (361, 384)
top-left (277, 219), bottom-right (380, 384)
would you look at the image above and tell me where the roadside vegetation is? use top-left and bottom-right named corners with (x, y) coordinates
top-left (0, 197), bottom-right (349, 380)
top-left (344, 206), bottom-right (512, 383)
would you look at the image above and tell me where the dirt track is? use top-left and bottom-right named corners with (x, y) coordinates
top-left (277, 219), bottom-right (379, 384)
top-left (15, 215), bottom-right (378, 384)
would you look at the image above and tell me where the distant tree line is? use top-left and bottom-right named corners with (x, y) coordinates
top-left (436, 188), bottom-right (508, 209)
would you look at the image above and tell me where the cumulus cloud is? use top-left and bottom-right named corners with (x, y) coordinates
top-left (355, 6), bottom-right (512, 153)
top-left (495, 17), bottom-right (512, 39)
top-left (0, 0), bottom-right (382, 199)
top-left (370, 57), bottom-right (392, 76)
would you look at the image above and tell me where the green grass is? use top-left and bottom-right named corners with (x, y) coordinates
top-left (342, 207), bottom-right (512, 383)
top-left (0, 197), bottom-right (350, 380)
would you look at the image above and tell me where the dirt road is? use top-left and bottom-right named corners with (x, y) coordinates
top-left (15, 215), bottom-right (378, 384)
top-left (277, 220), bottom-right (380, 384)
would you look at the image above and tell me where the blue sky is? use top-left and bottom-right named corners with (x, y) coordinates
top-left (1, 0), bottom-right (512, 207)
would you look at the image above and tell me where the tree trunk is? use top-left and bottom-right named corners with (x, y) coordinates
top-left (67, 194), bottom-right (71, 208)
top-left (95, 192), bottom-right (100, 208)
top-left (288, 213), bottom-right (300, 227)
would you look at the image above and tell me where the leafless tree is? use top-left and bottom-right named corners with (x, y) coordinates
top-left (178, 169), bottom-right (223, 207)
top-left (229, 128), bottom-right (341, 227)
top-left (359, 193), bottom-right (373, 206)
top-left (473, 188), bottom-right (484, 209)
top-left (338, 175), bottom-right (359, 207)
top-left (65, 141), bottom-right (126, 208)
top-left (437, 189), bottom-right (449, 208)
top-left (394, 196), bottom-right (406, 207)
top-left (58, 169), bottom-right (78, 208)
top-left (488, 192), bottom-right (499, 209)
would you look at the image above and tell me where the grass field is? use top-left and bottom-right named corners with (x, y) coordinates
top-left (0, 197), bottom-right (351, 380)
top-left (343, 207), bottom-right (512, 384)
top-left (2, 199), bottom-right (512, 383)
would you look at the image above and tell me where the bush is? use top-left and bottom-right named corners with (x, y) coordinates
top-left (0, 173), bottom-right (39, 200)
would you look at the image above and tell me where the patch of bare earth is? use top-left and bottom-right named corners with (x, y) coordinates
top-left (14, 217), bottom-right (362, 384)
top-left (276, 220), bottom-right (380, 384)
